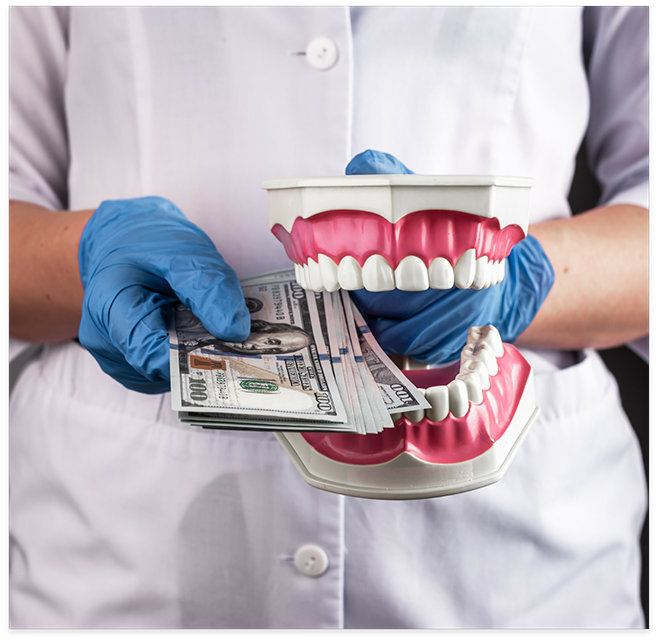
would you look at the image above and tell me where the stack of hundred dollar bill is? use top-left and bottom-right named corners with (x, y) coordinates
top-left (169, 269), bottom-right (430, 434)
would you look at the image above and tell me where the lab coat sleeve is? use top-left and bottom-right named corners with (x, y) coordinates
top-left (9, 6), bottom-right (70, 211)
top-left (582, 6), bottom-right (649, 211)
top-left (583, 7), bottom-right (649, 363)
top-left (9, 8), bottom-right (70, 362)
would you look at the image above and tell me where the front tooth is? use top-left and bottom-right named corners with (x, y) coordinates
top-left (390, 412), bottom-right (403, 423)
top-left (447, 379), bottom-right (469, 418)
top-left (428, 257), bottom-right (454, 289)
top-left (395, 255), bottom-right (429, 291)
top-left (362, 255), bottom-right (395, 291)
top-left (307, 257), bottom-right (325, 292)
top-left (454, 249), bottom-right (476, 289)
top-left (461, 342), bottom-right (498, 376)
top-left (472, 255), bottom-right (489, 290)
top-left (456, 372), bottom-right (483, 404)
top-left (318, 254), bottom-right (340, 292)
top-left (425, 385), bottom-right (449, 422)
top-left (460, 359), bottom-right (490, 390)
top-left (337, 256), bottom-right (364, 290)
top-left (467, 324), bottom-right (504, 358)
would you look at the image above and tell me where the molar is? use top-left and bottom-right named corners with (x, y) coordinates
top-left (428, 257), bottom-right (454, 289)
top-left (460, 359), bottom-right (491, 390)
top-left (461, 342), bottom-right (498, 376)
top-left (362, 254), bottom-right (395, 292)
top-left (456, 371), bottom-right (484, 404)
top-left (395, 255), bottom-right (429, 291)
top-left (467, 325), bottom-right (504, 358)
top-left (337, 256), bottom-right (364, 290)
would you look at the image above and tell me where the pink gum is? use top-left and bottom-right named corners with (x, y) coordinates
top-left (301, 344), bottom-right (532, 465)
top-left (271, 209), bottom-right (526, 268)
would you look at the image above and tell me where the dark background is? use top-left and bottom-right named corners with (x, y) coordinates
top-left (568, 142), bottom-right (649, 626)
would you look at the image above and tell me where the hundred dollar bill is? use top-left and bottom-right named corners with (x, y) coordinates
top-left (340, 290), bottom-right (393, 431)
top-left (350, 301), bottom-right (432, 414)
top-left (169, 277), bottom-right (348, 425)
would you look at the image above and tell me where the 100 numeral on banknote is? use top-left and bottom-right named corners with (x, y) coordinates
top-left (169, 278), bottom-right (348, 424)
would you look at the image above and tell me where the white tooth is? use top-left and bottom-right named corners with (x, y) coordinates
top-left (490, 260), bottom-right (500, 285)
top-left (297, 263), bottom-right (309, 289)
top-left (454, 249), bottom-right (476, 289)
top-left (362, 254), bottom-right (395, 292)
top-left (498, 258), bottom-right (506, 283)
top-left (337, 256), bottom-right (364, 290)
top-left (482, 260), bottom-right (494, 289)
top-left (318, 254), bottom-right (340, 292)
top-left (404, 407), bottom-right (426, 423)
top-left (307, 257), bottom-right (325, 292)
top-left (460, 359), bottom-right (490, 390)
top-left (390, 412), bottom-right (403, 423)
top-left (425, 385), bottom-right (449, 422)
top-left (294, 263), bottom-right (304, 288)
top-left (404, 388), bottom-right (426, 423)
top-left (456, 372), bottom-right (484, 404)
top-left (428, 257), bottom-right (454, 289)
top-left (448, 379), bottom-right (469, 418)
top-left (468, 324), bottom-right (504, 358)
top-left (395, 255), bottom-right (429, 291)
top-left (303, 264), bottom-right (313, 290)
top-left (472, 255), bottom-right (489, 290)
top-left (461, 342), bottom-right (498, 376)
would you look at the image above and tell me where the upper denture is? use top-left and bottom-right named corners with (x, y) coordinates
top-left (271, 209), bottom-right (526, 269)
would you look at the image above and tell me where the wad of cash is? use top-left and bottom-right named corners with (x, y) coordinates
top-left (169, 269), bottom-right (430, 434)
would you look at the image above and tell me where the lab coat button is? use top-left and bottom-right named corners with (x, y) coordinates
top-left (305, 37), bottom-right (338, 71)
top-left (294, 544), bottom-right (329, 577)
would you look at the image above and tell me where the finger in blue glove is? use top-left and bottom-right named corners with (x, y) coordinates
top-left (346, 150), bottom-right (554, 364)
top-left (78, 196), bottom-right (251, 393)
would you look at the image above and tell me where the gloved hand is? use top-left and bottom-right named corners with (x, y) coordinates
top-left (347, 150), bottom-right (555, 364)
top-left (78, 196), bottom-right (250, 393)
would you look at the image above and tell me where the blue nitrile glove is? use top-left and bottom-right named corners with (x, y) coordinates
top-left (347, 150), bottom-right (555, 364)
top-left (78, 196), bottom-right (251, 394)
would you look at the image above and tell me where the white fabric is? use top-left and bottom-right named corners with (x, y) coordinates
top-left (8, 6), bottom-right (648, 628)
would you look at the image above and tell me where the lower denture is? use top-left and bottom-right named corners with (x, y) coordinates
top-left (300, 344), bottom-right (532, 465)
top-left (271, 209), bottom-right (526, 267)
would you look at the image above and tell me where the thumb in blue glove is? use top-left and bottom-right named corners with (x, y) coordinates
top-left (78, 196), bottom-right (251, 393)
top-left (347, 149), bottom-right (554, 363)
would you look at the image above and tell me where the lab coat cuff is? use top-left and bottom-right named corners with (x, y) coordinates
top-left (9, 180), bottom-right (62, 211)
top-left (603, 181), bottom-right (649, 211)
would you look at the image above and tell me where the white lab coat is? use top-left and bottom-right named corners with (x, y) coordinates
top-left (9, 6), bottom-right (648, 628)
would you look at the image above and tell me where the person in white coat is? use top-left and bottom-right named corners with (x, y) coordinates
top-left (9, 6), bottom-right (648, 628)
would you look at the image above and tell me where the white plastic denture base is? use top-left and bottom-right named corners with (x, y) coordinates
top-left (275, 370), bottom-right (539, 500)
top-left (262, 175), bottom-right (533, 234)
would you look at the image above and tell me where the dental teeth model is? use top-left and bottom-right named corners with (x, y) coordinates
top-left (263, 174), bottom-right (531, 292)
top-left (393, 325), bottom-right (504, 423)
top-left (294, 251), bottom-right (507, 292)
top-left (263, 174), bottom-right (541, 499)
